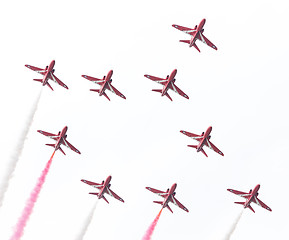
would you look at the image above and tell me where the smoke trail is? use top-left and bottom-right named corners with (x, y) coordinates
top-left (142, 208), bottom-right (163, 240)
top-left (0, 90), bottom-right (42, 208)
top-left (223, 210), bottom-right (243, 240)
top-left (75, 200), bottom-right (99, 240)
top-left (9, 150), bottom-right (55, 240)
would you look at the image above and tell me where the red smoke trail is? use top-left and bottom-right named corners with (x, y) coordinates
top-left (9, 150), bottom-right (56, 240)
top-left (142, 208), bottom-right (163, 240)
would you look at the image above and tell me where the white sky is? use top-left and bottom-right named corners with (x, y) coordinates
top-left (0, 0), bottom-right (289, 239)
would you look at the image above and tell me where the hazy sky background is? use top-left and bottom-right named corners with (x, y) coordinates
top-left (0, 0), bottom-right (289, 239)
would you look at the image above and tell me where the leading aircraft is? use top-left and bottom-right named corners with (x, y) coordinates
top-left (180, 126), bottom-right (224, 157)
top-left (227, 184), bottom-right (272, 213)
top-left (82, 70), bottom-right (126, 101)
top-left (146, 183), bottom-right (189, 213)
top-left (172, 18), bottom-right (217, 52)
top-left (81, 176), bottom-right (124, 203)
top-left (37, 126), bottom-right (81, 155)
top-left (144, 69), bottom-right (189, 101)
top-left (25, 60), bottom-right (68, 90)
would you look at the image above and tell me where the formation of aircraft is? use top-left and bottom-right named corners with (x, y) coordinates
top-left (172, 18), bottom-right (217, 52)
top-left (144, 69), bottom-right (189, 101)
top-left (81, 176), bottom-right (124, 203)
top-left (146, 183), bottom-right (189, 213)
top-left (37, 126), bottom-right (81, 155)
top-left (28, 19), bottom-right (272, 217)
top-left (25, 60), bottom-right (68, 90)
top-left (180, 126), bottom-right (224, 157)
top-left (82, 70), bottom-right (126, 101)
top-left (227, 184), bottom-right (272, 213)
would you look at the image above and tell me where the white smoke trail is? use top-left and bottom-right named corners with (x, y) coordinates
top-left (75, 200), bottom-right (98, 240)
top-left (0, 89), bottom-right (42, 208)
top-left (223, 210), bottom-right (243, 240)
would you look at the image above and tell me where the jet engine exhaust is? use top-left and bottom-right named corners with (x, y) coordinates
top-left (142, 208), bottom-right (163, 240)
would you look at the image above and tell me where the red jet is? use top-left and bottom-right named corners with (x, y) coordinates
top-left (82, 70), bottom-right (126, 101)
top-left (144, 69), bottom-right (189, 101)
top-left (180, 126), bottom-right (224, 157)
top-left (227, 184), bottom-right (272, 213)
top-left (146, 183), bottom-right (189, 213)
top-left (37, 126), bottom-right (80, 155)
top-left (172, 18), bottom-right (217, 52)
top-left (25, 60), bottom-right (68, 90)
top-left (81, 176), bottom-right (124, 203)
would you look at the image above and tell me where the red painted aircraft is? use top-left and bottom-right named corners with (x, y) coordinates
top-left (227, 184), bottom-right (272, 213)
top-left (82, 70), bottom-right (126, 101)
top-left (146, 183), bottom-right (189, 213)
top-left (172, 18), bottom-right (217, 52)
top-left (37, 126), bottom-right (81, 155)
top-left (144, 69), bottom-right (189, 101)
top-left (25, 60), bottom-right (68, 90)
top-left (180, 126), bottom-right (223, 157)
top-left (81, 176), bottom-right (124, 203)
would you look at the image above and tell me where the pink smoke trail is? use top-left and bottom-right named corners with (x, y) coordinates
top-left (142, 208), bottom-right (163, 240)
top-left (9, 150), bottom-right (55, 240)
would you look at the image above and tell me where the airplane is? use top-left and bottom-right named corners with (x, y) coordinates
top-left (37, 126), bottom-right (81, 155)
top-left (172, 18), bottom-right (217, 52)
top-left (25, 60), bottom-right (68, 90)
top-left (81, 176), bottom-right (124, 203)
top-left (146, 183), bottom-right (189, 213)
top-left (227, 184), bottom-right (272, 213)
top-left (82, 70), bottom-right (126, 101)
top-left (144, 69), bottom-right (189, 101)
top-left (180, 126), bottom-right (224, 157)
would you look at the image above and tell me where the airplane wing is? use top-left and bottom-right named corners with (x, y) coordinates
top-left (227, 189), bottom-right (251, 199)
top-left (106, 188), bottom-right (125, 202)
top-left (107, 83), bottom-right (126, 99)
top-left (171, 196), bottom-right (189, 212)
top-left (82, 75), bottom-right (105, 85)
top-left (50, 74), bottom-right (69, 89)
top-left (205, 139), bottom-right (224, 156)
top-left (62, 138), bottom-right (81, 154)
top-left (144, 75), bottom-right (168, 85)
top-left (253, 197), bottom-right (272, 211)
top-left (198, 33), bottom-right (217, 50)
top-left (37, 130), bottom-right (59, 140)
top-left (172, 24), bottom-right (197, 36)
top-left (146, 187), bottom-right (168, 198)
top-left (25, 65), bottom-right (46, 75)
top-left (170, 84), bottom-right (189, 99)
top-left (180, 130), bottom-right (203, 142)
top-left (81, 179), bottom-right (104, 190)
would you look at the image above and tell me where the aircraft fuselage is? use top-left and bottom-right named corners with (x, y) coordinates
top-left (99, 70), bottom-right (113, 96)
top-left (43, 60), bottom-right (55, 86)
top-left (162, 69), bottom-right (177, 96)
top-left (197, 126), bottom-right (212, 152)
top-left (55, 126), bottom-right (67, 150)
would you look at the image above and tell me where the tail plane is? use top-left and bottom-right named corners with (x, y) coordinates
top-left (234, 202), bottom-right (255, 213)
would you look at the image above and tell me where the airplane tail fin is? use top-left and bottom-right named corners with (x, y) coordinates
top-left (90, 89), bottom-right (100, 93)
top-left (165, 93), bottom-right (173, 101)
top-left (102, 196), bottom-right (109, 204)
top-left (179, 40), bottom-right (190, 44)
top-left (166, 205), bottom-right (173, 213)
top-left (46, 82), bottom-right (54, 91)
top-left (188, 145), bottom-right (198, 149)
top-left (59, 147), bottom-right (66, 155)
top-left (192, 43), bottom-right (200, 52)
top-left (89, 192), bottom-right (99, 196)
top-left (46, 144), bottom-right (55, 148)
top-left (200, 148), bottom-right (208, 157)
top-left (248, 205), bottom-right (255, 213)
top-left (234, 201), bottom-right (255, 212)
top-left (102, 92), bottom-right (110, 101)
top-left (153, 201), bottom-right (163, 205)
top-left (33, 79), bottom-right (43, 82)
top-left (152, 89), bottom-right (162, 93)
